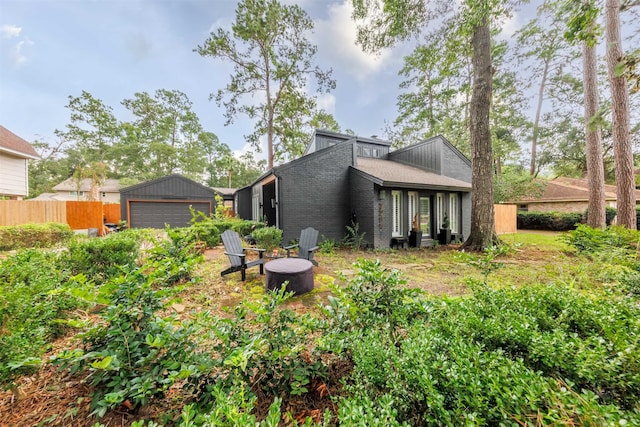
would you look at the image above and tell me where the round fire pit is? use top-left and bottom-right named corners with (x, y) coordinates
top-left (265, 258), bottom-right (314, 295)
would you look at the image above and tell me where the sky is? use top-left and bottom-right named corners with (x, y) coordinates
top-left (0, 0), bottom-right (427, 159)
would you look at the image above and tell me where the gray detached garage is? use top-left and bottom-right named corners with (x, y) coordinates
top-left (120, 174), bottom-right (217, 229)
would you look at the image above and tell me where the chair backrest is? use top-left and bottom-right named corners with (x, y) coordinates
top-left (221, 229), bottom-right (243, 267)
top-left (299, 227), bottom-right (319, 258)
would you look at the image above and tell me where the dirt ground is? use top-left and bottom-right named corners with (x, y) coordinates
top-left (0, 239), bottom-right (569, 426)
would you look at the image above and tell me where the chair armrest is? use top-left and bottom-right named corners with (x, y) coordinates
top-left (307, 245), bottom-right (319, 252)
top-left (283, 243), bottom-right (299, 250)
top-left (244, 247), bottom-right (266, 253)
top-left (224, 252), bottom-right (246, 258)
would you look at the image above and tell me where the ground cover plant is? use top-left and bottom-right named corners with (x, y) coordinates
top-left (1, 226), bottom-right (639, 426)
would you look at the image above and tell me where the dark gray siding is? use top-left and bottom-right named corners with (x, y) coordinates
top-left (119, 175), bottom-right (216, 228)
top-left (277, 142), bottom-right (355, 245)
top-left (349, 172), bottom-right (377, 248)
top-left (389, 136), bottom-right (471, 182)
top-left (235, 187), bottom-right (252, 219)
top-left (389, 138), bottom-right (442, 174)
top-left (313, 134), bottom-right (341, 152)
top-left (388, 138), bottom-right (441, 173)
top-left (441, 146), bottom-right (472, 182)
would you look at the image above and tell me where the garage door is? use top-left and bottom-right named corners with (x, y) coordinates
top-left (129, 201), bottom-right (211, 229)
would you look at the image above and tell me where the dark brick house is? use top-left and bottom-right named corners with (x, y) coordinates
top-left (236, 130), bottom-right (472, 248)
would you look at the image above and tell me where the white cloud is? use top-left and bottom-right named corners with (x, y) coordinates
top-left (233, 139), bottom-right (266, 162)
top-left (497, 11), bottom-right (519, 38)
top-left (10, 38), bottom-right (34, 66)
top-left (316, 93), bottom-right (336, 114)
top-left (1, 24), bottom-right (21, 38)
top-left (313, 1), bottom-right (391, 81)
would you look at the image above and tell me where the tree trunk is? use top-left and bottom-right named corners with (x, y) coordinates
top-left (461, 22), bottom-right (498, 251)
top-left (583, 41), bottom-right (606, 228)
top-left (606, 0), bottom-right (637, 228)
top-left (530, 57), bottom-right (549, 176)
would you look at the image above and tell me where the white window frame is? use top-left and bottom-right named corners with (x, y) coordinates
top-left (391, 190), bottom-right (402, 237)
top-left (449, 194), bottom-right (459, 233)
top-left (419, 197), bottom-right (431, 236)
top-left (408, 191), bottom-right (418, 232)
top-left (436, 193), bottom-right (445, 230)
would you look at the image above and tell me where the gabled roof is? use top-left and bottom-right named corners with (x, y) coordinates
top-left (211, 187), bottom-right (236, 196)
top-left (0, 125), bottom-right (40, 159)
top-left (53, 178), bottom-right (121, 192)
top-left (514, 176), bottom-right (640, 203)
top-left (353, 157), bottom-right (472, 191)
top-left (119, 174), bottom-right (215, 194)
top-left (29, 192), bottom-right (66, 201)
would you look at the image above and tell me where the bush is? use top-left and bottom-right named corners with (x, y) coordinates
top-left (517, 211), bottom-right (584, 231)
top-left (52, 268), bottom-right (202, 417)
top-left (584, 206), bottom-right (618, 226)
top-left (148, 228), bottom-right (204, 286)
top-left (0, 249), bottom-right (81, 385)
top-left (325, 260), bottom-right (640, 425)
top-left (0, 222), bottom-right (73, 250)
top-left (62, 230), bottom-right (142, 284)
top-left (562, 224), bottom-right (640, 254)
top-left (192, 286), bottom-right (326, 401)
top-left (252, 226), bottom-right (282, 252)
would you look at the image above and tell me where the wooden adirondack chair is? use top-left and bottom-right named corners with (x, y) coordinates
top-left (220, 229), bottom-right (265, 281)
top-left (284, 227), bottom-right (319, 266)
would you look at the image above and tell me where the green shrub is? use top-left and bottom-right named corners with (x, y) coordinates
top-left (191, 287), bottom-right (326, 402)
top-left (148, 228), bottom-right (204, 286)
top-left (562, 224), bottom-right (640, 254)
top-left (343, 221), bottom-right (367, 250)
top-left (517, 211), bottom-right (584, 231)
top-left (52, 268), bottom-right (202, 417)
top-left (318, 237), bottom-right (336, 254)
top-left (251, 226), bottom-right (282, 252)
top-left (606, 206), bottom-right (617, 225)
top-left (326, 260), bottom-right (640, 425)
top-left (0, 222), bottom-right (73, 250)
top-left (0, 249), bottom-right (82, 385)
top-left (62, 230), bottom-right (141, 284)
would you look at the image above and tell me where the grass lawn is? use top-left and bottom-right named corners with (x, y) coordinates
top-left (187, 231), bottom-right (582, 316)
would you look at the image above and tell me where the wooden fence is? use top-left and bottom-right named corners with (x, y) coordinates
top-left (1, 200), bottom-right (515, 236)
top-left (495, 204), bottom-right (517, 234)
top-left (0, 201), bottom-right (121, 236)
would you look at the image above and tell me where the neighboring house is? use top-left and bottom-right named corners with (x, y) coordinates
top-left (120, 174), bottom-right (217, 229)
top-left (51, 178), bottom-right (121, 203)
top-left (0, 125), bottom-right (40, 199)
top-left (511, 176), bottom-right (640, 213)
top-left (212, 187), bottom-right (237, 211)
top-left (236, 130), bottom-right (472, 248)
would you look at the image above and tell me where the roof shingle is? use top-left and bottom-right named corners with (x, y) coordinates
top-left (354, 157), bottom-right (472, 191)
top-left (0, 126), bottom-right (40, 159)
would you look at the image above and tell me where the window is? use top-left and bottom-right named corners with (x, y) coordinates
top-left (518, 204), bottom-right (528, 211)
top-left (408, 192), bottom-right (418, 232)
top-left (392, 190), bottom-right (402, 237)
top-left (436, 193), bottom-right (445, 230)
top-left (70, 191), bottom-right (84, 197)
top-left (419, 197), bottom-right (431, 236)
top-left (449, 194), bottom-right (459, 233)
